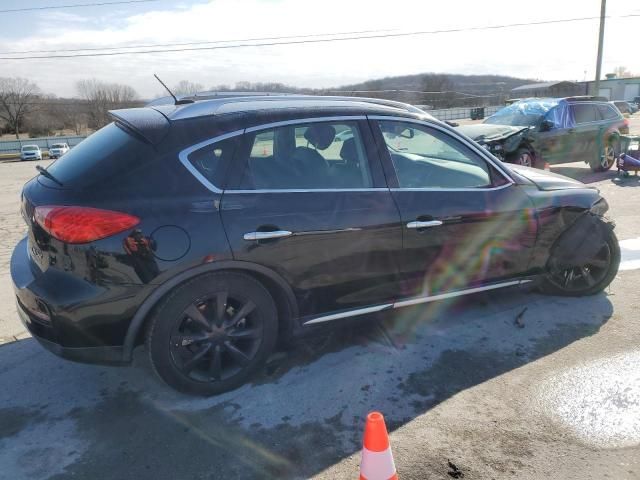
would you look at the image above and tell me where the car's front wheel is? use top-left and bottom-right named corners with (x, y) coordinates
top-left (542, 229), bottom-right (620, 296)
top-left (147, 272), bottom-right (278, 395)
top-left (510, 147), bottom-right (536, 168)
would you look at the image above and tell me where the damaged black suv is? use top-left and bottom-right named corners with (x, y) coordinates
top-left (11, 95), bottom-right (620, 395)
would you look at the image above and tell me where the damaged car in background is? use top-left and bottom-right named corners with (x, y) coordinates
top-left (457, 97), bottom-right (628, 171)
top-left (455, 123), bottom-right (536, 167)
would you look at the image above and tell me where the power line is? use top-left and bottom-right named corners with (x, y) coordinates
top-left (0, 29), bottom-right (392, 55)
top-left (0, 0), bottom-right (160, 13)
top-left (1, 13), bottom-right (637, 60)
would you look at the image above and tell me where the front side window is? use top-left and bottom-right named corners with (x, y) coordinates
top-left (238, 121), bottom-right (372, 189)
top-left (378, 121), bottom-right (495, 189)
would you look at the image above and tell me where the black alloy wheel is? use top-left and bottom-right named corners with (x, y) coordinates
top-left (147, 272), bottom-right (278, 395)
top-left (543, 230), bottom-right (620, 296)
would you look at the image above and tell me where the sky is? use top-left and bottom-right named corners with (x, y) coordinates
top-left (0, 0), bottom-right (639, 99)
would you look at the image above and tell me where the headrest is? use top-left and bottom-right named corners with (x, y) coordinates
top-left (340, 137), bottom-right (358, 162)
top-left (304, 124), bottom-right (336, 150)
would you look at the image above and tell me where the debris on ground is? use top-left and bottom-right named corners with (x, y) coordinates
top-left (514, 307), bottom-right (528, 328)
top-left (447, 459), bottom-right (464, 478)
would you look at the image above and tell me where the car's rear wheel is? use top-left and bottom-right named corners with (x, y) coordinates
top-left (147, 272), bottom-right (278, 395)
top-left (590, 137), bottom-right (618, 172)
top-left (542, 229), bottom-right (620, 296)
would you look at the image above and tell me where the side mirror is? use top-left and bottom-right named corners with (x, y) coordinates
top-left (539, 120), bottom-right (555, 132)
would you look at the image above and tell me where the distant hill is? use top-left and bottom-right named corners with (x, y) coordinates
top-left (327, 73), bottom-right (537, 108)
top-left (210, 73), bottom-right (537, 108)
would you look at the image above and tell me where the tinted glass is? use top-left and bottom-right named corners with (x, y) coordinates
top-left (186, 136), bottom-right (237, 188)
top-left (378, 121), bottom-right (493, 188)
top-left (23, 146), bottom-right (38, 151)
top-left (597, 104), bottom-right (620, 120)
top-left (238, 121), bottom-right (372, 189)
top-left (45, 123), bottom-right (153, 187)
top-left (571, 104), bottom-right (598, 123)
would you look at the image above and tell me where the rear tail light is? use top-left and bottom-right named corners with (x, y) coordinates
top-left (34, 206), bottom-right (140, 244)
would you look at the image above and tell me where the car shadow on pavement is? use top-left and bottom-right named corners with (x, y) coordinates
top-left (610, 175), bottom-right (640, 188)
top-left (0, 288), bottom-right (613, 480)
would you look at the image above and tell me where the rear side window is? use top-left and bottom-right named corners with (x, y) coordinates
top-left (570, 104), bottom-right (598, 124)
top-left (597, 104), bottom-right (620, 120)
top-left (237, 121), bottom-right (373, 190)
top-left (184, 136), bottom-right (238, 189)
top-left (45, 123), bottom-right (153, 187)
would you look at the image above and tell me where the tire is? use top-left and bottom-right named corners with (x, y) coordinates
top-left (541, 229), bottom-right (620, 296)
top-left (146, 272), bottom-right (278, 395)
top-left (511, 147), bottom-right (535, 168)
top-left (590, 137), bottom-right (618, 172)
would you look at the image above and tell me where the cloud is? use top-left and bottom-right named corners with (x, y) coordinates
top-left (0, 0), bottom-right (638, 97)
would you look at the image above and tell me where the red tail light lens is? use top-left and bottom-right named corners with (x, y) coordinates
top-left (34, 206), bottom-right (140, 244)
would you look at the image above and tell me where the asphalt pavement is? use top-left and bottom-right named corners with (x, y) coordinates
top-left (1, 119), bottom-right (640, 479)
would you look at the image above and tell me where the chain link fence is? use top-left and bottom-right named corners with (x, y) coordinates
top-left (0, 136), bottom-right (86, 155)
top-left (419, 105), bottom-right (501, 121)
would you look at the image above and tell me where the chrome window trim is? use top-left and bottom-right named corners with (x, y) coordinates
top-left (389, 184), bottom-right (512, 193)
top-left (302, 279), bottom-right (532, 325)
top-left (244, 115), bottom-right (367, 133)
top-left (368, 114), bottom-right (516, 186)
top-left (178, 129), bottom-right (245, 194)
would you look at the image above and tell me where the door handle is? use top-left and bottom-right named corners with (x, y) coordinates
top-left (406, 220), bottom-right (443, 229)
top-left (243, 230), bottom-right (293, 241)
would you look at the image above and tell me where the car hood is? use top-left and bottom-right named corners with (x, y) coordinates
top-left (456, 123), bottom-right (530, 143)
top-left (507, 164), bottom-right (595, 191)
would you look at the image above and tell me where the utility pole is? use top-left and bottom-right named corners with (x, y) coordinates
top-left (593, 0), bottom-right (606, 96)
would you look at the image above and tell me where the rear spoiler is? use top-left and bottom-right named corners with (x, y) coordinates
top-left (109, 107), bottom-right (170, 145)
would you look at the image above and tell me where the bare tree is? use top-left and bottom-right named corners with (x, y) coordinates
top-left (76, 79), bottom-right (139, 129)
top-left (173, 80), bottom-right (204, 96)
top-left (0, 77), bottom-right (41, 139)
top-left (612, 66), bottom-right (635, 79)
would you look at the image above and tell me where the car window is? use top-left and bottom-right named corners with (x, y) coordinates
top-left (23, 146), bottom-right (38, 151)
top-left (597, 104), bottom-right (620, 120)
top-left (185, 135), bottom-right (237, 188)
top-left (570, 103), bottom-right (598, 124)
top-left (378, 120), bottom-right (495, 189)
top-left (238, 121), bottom-right (373, 189)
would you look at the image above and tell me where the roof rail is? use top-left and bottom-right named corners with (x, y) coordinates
top-left (146, 92), bottom-right (428, 115)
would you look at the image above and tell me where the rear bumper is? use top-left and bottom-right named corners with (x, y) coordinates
top-left (11, 236), bottom-right (137, 365)
top-left (16, 302), bottom-right (126, 365)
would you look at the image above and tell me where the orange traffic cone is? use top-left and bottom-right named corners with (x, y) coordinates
top-left (359, 412), bottom-right (397, 480)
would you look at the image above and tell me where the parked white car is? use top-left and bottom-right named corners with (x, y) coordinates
top-left (48, 143), bottom-right (69, 159)
top-left (20, 145), bottom-right (42, 161)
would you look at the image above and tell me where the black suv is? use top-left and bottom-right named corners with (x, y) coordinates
top-left (11, 95), bottom-right (620, 395)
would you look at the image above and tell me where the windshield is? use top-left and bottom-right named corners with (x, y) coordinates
top-left (484, 99), bottom-right (559, 126)
top-left (51, 143), bottom-right (66, 148)
top-left (22, 146), bottom-right (38, 151)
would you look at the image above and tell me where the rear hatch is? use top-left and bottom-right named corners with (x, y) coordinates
top-left (21, 122), bottom-right (157, 275)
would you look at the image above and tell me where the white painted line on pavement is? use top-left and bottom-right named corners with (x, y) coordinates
top-left (620, 238), bottom-right (640, 271)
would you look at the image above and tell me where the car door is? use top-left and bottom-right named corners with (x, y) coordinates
top-left (535, 103), bottom-right (577, 164)
top-left (568, 102), bottom-right (601, 163)
top-left (220, 116), bottom-right (404, 322)
top-left (369, 117), bottom-right (538, 300)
